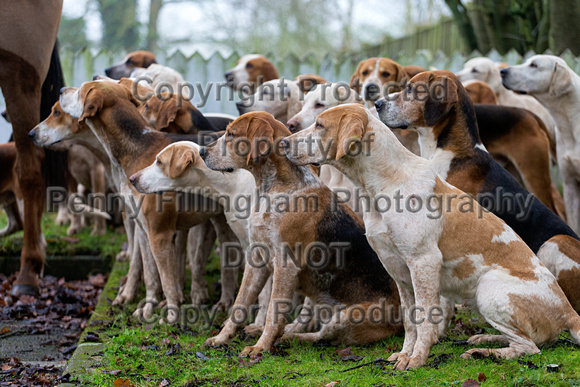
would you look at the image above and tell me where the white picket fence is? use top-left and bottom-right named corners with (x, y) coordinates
top-left (58, 47), bottom-right (580, 117)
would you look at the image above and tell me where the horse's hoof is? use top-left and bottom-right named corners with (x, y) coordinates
top-left (11, 284), bottom-right (40, 297)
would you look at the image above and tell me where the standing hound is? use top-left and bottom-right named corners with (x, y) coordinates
top-left (105, 51), bottom-right (157, 80)
top-left (456, 57), bottom-right (557, 150)
top-left (225, 54), bottom-right (279, 94)
top-left (501, 55), bottom-right (580, 234)
top-left (33, 82), bottom-right (238, 321)
top-left (282, 103), bottom-right (580, 370)
top-left (198, 111), bottom-right (402, 354)
top-left (375, 70), bottom-right (580, 313)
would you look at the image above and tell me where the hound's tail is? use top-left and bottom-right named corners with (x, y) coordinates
top-left (75, 204), bottom-right (112, 220)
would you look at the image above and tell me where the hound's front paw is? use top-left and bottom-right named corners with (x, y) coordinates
top-left (213, 296), bottom-right (235, 313)
top-left (203, 333), bottom-right (231, 348)
top-left (191, 288), bottom-right (210, 306)
top-left (387, 351), bottom-right (408, 362)
top-left (393, 355), bottom-right (425, 370)
top-left (240, 345), bottom-right (265, 357)
top-left (115, 251), bottom-right (130, 262)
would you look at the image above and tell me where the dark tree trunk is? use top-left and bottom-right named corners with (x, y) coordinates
top-left (146, 0), bottom-right (163, 52)
top-left (550, 0), bottom-right (580, 54)
top-left (444, 0), bottom-right (480, 52)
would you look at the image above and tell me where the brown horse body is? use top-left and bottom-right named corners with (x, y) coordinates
top-left (0, 1), bottom-right (63, 295)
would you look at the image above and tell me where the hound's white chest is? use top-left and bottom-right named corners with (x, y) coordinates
top-left (364, 212), bottom-right (412, 286)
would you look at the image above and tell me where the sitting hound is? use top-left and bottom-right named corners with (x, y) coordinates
top-left (281, 103), bottom-right (580, 370)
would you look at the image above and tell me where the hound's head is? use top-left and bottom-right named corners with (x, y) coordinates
top-left (500, 55), bottom-right (575, 98)
top-left (455, 57), bottom-right (502, 94)
top-left (349, 57), bottom-right (407, 102)
top-left (138, 93), bottom-right (213, 134)
top-left (59, 81), bottom-right (140, 122)
top-left (28, 101), bottom-right (91, 147)
top-left (201, 111), bottom-right (288, 172)
top-left (375, 70), bottom-right (464, 131)
top-left (294, 73), bottom-right (328, 94)
top-left (463, 80), bottom-right (498, 104)
top-left (104, 50), bottom-right (157, 80)
top-left (225, 54), bottom-right (279, 93)
top-left (130, 141), bottom-right (207, 194)
top-left (282, 104), bottom-right (371, 166)
top-left (286, 83), bottom-right (363, 133)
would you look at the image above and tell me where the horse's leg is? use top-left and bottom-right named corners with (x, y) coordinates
top-left (2, 74), bottom-right (44, 296)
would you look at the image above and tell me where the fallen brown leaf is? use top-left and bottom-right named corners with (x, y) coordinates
top-left (462, 379), bottom-right (480, 387)
top-left (335, 347), bottom-right (353, 357)
top-left (113, 378), bottom-right (135, 387)
top-left (477, 372), bottom-right (487, 382)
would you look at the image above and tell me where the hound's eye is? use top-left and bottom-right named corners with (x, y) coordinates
top-left (144, 104), bottom-right (149, 110)
top-left (315, 102), bottom-right (325, 109)
top-left (362, 70), bottom-right (369, 76)
top-left (246, 63), bottom-right (253, 69)
top-left (316, 123), bottom-right (323, 129)
top-left (53, 110), bottom-right (60, 117)
top-left (407, 84), bottom-right (413, 93)
top-left (530, 62), bottom-right (537, 68)
top-left (227, 132), bottom-right (235, 138)
top-left (381, 71), bottom-right (390, 78)
top-left (471, 68), bottom-right (478, 73)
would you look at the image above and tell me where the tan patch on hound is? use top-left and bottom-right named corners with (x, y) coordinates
top-left (435, 178), bottom-right (540, 282)
top-left (464, 80), bottom-right (498, 104)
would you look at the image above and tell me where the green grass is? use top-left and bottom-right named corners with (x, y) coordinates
top-left (3, 211), bottom-right (580, 386)
top-left (77, 262), bottom-right (580, 386)
top-left (0, 212), bottom-right (126, 260)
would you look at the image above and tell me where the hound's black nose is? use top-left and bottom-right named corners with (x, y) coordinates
top-left (199, 147), bottom-right (208, 160)
top-left (28, 128), bottom-right (37, 138)
top-left (129, 175), bottom-right (137, 187)
top-left (500, 68), bottom-right (509, 78)
top-left (225, 72), bottom-right (234, 81)
top-left (375, 99), bottom-right (386, 112)
top-left (280, 139), bottom-right (289, 149)
top-left (60, 87), bottom-right (67, 94)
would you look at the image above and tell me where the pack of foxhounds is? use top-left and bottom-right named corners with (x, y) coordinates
top-left (5, 50), bottom-right (580, 369)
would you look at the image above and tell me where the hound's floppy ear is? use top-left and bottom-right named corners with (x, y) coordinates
top-left (480, 84), bottom-right (497, 104)
top-left (245, 117), bottom-right (274, 165)
top-left (71, 118), bottom-right (83, 134)
top-left (262, 59), bottom-right (280, 81)
top-left (142, 55), bottom-right (157, 68)
top-left (423, 75), bottom-right (459, 126)
top-left (168, 145), bottom-right (196, 179)
top-left (156, 99), bottom-right (180, 131)
top-left (336, 112), bottom-right (366, 160)
top-left (349, 62), bottom-right (363, 94)
top-left (79, 87), bottom-right (105, 122)
top-left (118, 81), bottom-right (141, 108)
top-left (549, 62), bottom-right (573, 97)
top-left (395, 62), bottom-right (408, 88)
